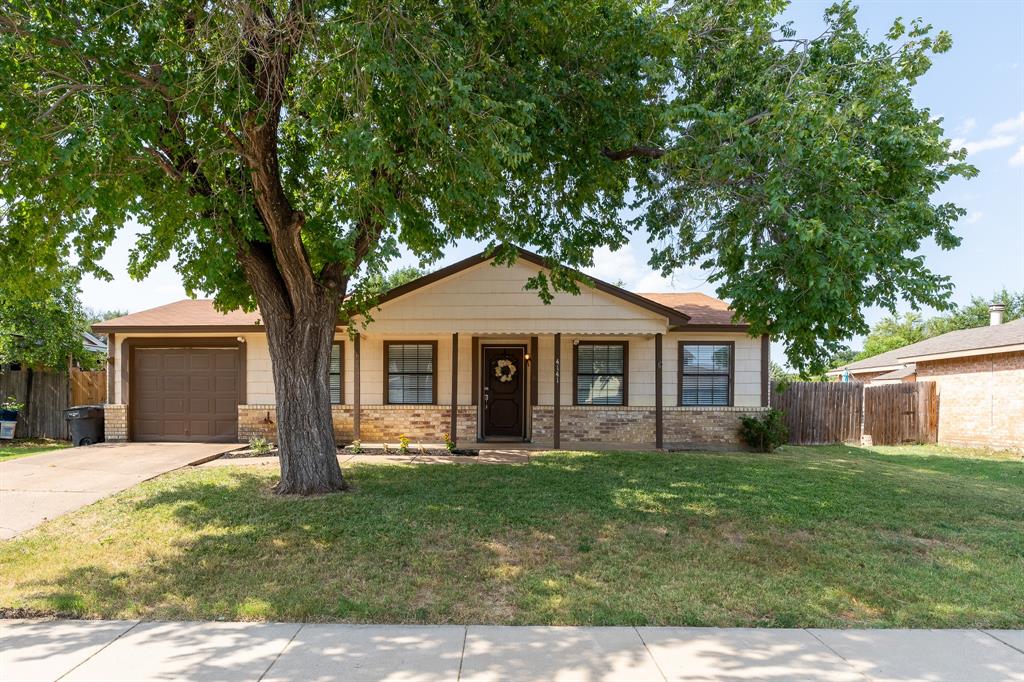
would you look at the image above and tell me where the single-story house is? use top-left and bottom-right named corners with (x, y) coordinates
top-left (93, 248), bottom-right (770, 449)
top-left (828, 305), bottom-right (1024, 450)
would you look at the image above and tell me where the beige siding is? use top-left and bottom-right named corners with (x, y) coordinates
top-left (665, 332), bottom-right (763, 407)
top-left (356, 259), bottom-right (668, 335)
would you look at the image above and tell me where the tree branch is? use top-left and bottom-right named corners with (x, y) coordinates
top-left (601, 145), bottom-right (666, 161)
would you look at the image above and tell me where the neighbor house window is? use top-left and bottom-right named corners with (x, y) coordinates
top-left (680, 342), bottom-right (732, 406)
top-left (330, 342), bottom-right (343, 404)
top-left (574, 341), bottom-right (627, 405)
top-left (385, 342), bottom-right (436, 404)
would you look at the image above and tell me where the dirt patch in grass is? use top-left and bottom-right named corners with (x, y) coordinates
top-left (0, 445), bottom-right (1021, 627)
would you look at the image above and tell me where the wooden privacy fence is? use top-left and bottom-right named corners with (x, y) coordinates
top-left (864, 382), bottom-right (938, 445)
top-left (0, 368), bottom-right (106, 440)
top-left (771, 381), bottom-right (863, 445)
top-left (771, 380), bottom-right (938, 446)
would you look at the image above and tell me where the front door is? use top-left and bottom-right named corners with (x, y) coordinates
top-left (482, 346), bottom-right (525, 440)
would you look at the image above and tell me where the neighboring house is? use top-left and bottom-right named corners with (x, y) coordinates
top-left (828, 305), bottom-right (1024, 450)
top-left (93, 248), bottom-right (770, 449)
top-left (1, 331), bottom-right (107, 371)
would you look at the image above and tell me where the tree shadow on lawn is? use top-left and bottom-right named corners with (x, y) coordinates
top-left (8, 448), bottom-right (1024, 627)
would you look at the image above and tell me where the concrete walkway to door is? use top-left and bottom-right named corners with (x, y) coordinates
top-left (0, 442), bottom-right (237, 540)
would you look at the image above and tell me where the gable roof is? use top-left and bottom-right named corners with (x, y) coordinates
top-left (828, 317), bottom-right (1024, 374)
top-left (92, 299), bottom-right (262, 333)
top-left (376, 247), bottom-right (694, 327)
top-left (870, 365), bottom-right (917, 382)
top-left (638, 292), bottom-right (741, 327)
top-left (93, 247), bottom-right (749, 333)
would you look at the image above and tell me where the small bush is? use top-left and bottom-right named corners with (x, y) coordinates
top-left (248, 436), bottom-right (273, 454)
top-left (398, 434), bottom-right (410, 454)
top-left (739, 409), bottom-right (789, 453)
top-left (443, 432), bottom-right (455, 453)
top-left (350, 439), bottom-right (362, 454)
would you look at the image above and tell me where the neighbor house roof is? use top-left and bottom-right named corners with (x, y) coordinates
top-left (870, 365), bottom-right (917, 382)
top-left (828, 317), bottom-right (1024, 375)
top-left (94, 247), bottom-right (748, 333)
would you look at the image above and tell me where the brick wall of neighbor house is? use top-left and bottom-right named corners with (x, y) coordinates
top-left (103, 404), bottom-right (127, 442)
top-left (915, 351), bottom-right (1024, 450)
top-left (239, 404), bottom-right (478, 445)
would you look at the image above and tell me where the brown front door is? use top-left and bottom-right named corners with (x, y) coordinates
top-left (132, 347), bottom-right (240, 442)
top-left (482, 346), bottom-right (525, 439)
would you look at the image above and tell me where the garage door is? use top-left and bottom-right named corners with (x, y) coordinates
top-left (132, 347), bottom-right (240, 442)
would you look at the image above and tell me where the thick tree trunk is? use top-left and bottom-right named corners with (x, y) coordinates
top-left (261, 292), bottom-right (348, 495)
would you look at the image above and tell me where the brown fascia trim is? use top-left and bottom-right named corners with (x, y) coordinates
top-left (374, 246), bottom-right (692, 326)
top-left (93, 324), bottom-right (266, 334)
top-left (669, 323), bottom-right (751, 332)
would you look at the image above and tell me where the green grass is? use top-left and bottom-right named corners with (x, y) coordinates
top-left (0, 439), bottom-right (69, 462)
top-left (0, 444), bottom-right (1021, 627)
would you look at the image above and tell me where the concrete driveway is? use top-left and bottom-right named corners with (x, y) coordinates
top-left (0, 442), bottom-right (237, 540)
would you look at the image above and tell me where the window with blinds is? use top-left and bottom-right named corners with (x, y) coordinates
top-left (330, 343), bottom-right (343, 404)
top-left (386, 342), bottom-right (435, 404)
top-left (575, 342), bottom-right (627, 405)
top-left (680, 343), bottom-right (732, 406)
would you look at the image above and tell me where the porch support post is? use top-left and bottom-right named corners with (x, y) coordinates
top-left (553, 333), bottom-right (561, 449)
top-left (655, 332), bottom-right (663, 449)
top-left (353, 334), bottom-right (361, 440)
top-left (761, 334), bottom-right (770, 407)
top-left (450, 332), bottom-right (459, 446)
top-left (106, 332), bottom-right (116, 404)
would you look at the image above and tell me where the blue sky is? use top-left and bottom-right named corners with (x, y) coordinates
top-left (81, 0), bottom-right (1024, 361)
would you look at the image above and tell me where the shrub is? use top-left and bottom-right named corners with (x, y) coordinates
top-left (350, 439), bottom-right (362, 454)
top-left (739, 409), bottom-right (789, 453)
top-left (248, 436), bottom-right (273, 454)
top-left (1, 396), bottom-right (24, 413)
top-left (397, 434), bottom-right (410, 454)
top-left (443, 432), bottom-right (455, 453)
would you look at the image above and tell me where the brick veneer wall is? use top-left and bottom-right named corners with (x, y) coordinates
top-left (915, 351), bottom-right (1024, 450)
top-left (238, 404), bottom-right (478, 445)
top-left (531, 405), bottom-right (768, 448)
top-left (663, 406), bottom-right (770, 448)
top-left (239, 403), bottom-right (769, 448)
top-left (103, 404), bottom-right (127, 442)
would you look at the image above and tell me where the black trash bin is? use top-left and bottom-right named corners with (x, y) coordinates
top-left (65, 405), bottom-right (105, 446)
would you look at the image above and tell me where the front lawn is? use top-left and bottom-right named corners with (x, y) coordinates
top-left (0, 445), bottom-right (1021, 627)
top-left (0, 439), bottom-right (69, 462)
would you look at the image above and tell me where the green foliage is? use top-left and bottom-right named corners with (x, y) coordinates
top-left (856, 312), bottom-right (928, 360)
top-left (359, 267), bottom-right (426, 297)
top-left (443, 432), bottom-right (456, 453)
top-left (0, 277), bottom-right (94, 370)
top-left (247, 436), bottom-right (272, 454)
top-left (1, 396), bottom-right (24, 413)
top-left (397, 434), bottom-right (410, 455)
top-left (350, 439), bottom-right (363, 454)
top-left (85, 309), bottom-right (128, 326)
top-left (0, 0), bottom-right (970, 375)
top-left (739, 409), bottom-right (789, 452)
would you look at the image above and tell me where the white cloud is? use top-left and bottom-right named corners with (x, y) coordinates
top-left (965, 211), bottom-right (985, 225)
top-left (1010, 145), bottom-right (1024, 167)
top-left (991, 112), bottom-right (1024, 136)
top-left (961, 135), bottom-right (1017, 154)
top-left (952, 112), bottom-right (1024, 157)
top-left (954, 117), bottom-right (977, 136)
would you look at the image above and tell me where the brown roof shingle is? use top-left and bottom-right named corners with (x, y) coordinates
top-left (639, 292), bottom-right (741, 326)
top-left (93, 300), bottom-right (261, 331)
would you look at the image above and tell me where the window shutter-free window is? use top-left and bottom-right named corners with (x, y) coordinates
top-left (680, 343), bottom-right (732, 406)
top-left (575, 342), bottom-right (627, 405)
top-left (330, 343), bottom-right (343, 404)
top-left (386, 343), bottom-right (435, 404)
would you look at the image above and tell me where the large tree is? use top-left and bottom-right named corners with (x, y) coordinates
top-left (0, 1), bottom-right (972, 493)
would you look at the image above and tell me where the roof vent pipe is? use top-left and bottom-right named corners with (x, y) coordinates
top-left (989, 303), bottom-right (1005, 326)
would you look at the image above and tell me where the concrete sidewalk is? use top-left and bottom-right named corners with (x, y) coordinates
top-left (0, 442), bottom-right (237, 539)
top-left (2, 620), bottom-right (1021, 682)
